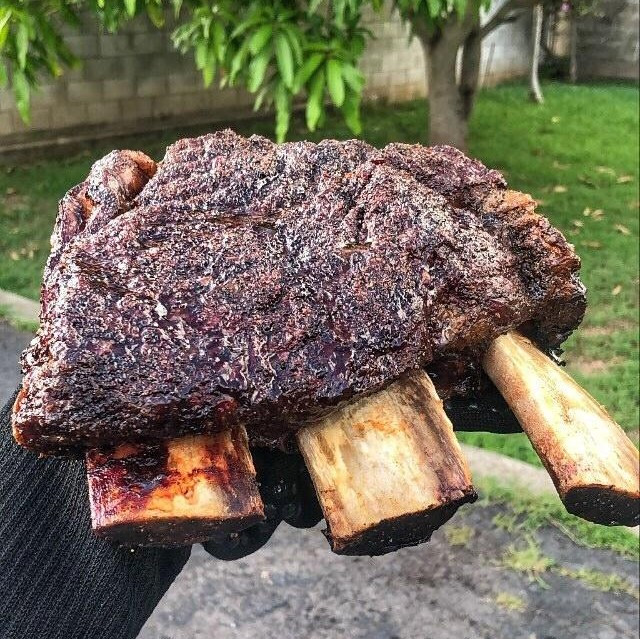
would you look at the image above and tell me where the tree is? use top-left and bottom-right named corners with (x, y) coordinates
top-left (529, 3), bottom-right (544, 103)
top-left (0, 0), bottom-right (585, 149)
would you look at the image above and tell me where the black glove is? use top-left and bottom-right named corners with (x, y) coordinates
top-left (0, 390), bottom-right (190, 639)
top-left (203, 447), bottom-right (323, 560)
top-left (0, 389), bottom-right (323, 639)
top-left (445, 384), bottom-right (522, 433)
top-left (203, 385), bottom-right (521, 558)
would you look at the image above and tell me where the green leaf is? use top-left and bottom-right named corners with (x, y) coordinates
top-left (195, 40), bottom-right (208, 70)
top-left (332, 0), bottom-right (346, 28)
top-left (281, 24), bottom-right (303, 64)
top-left (201, 15), bottom-right (211, 40)
top-left (274, 32), bottom-right (294, 89)
top-left (125, 0), bottom-right (137, 17)
top-left (172, 0), bottom-right (183, 18)
top-left (341, 63), bottom-right (364, 93)
top-left (247, 49), bottom-right (270, 92)
top-left (211, 20), bottom-right (225, 61)
top-left (146, 1), bottom-right (165, 28)
top-left (341, 90), bottom-right (362, 135)
top-left (305, 68), bottom-right (324, 131)
top-left (351, 32), bottom-right (366, 57)
top-left (0, 23), bottom-right (9, 53)
top-left (249, 24), bottom-right (272, 55)
top-left (427, 0), bottom-right (442, 18)
top-left (306, 42), bottom-right (330, 54)
top-left (253, 85), bottom-right (269, 112)
top-left (454, 0), bottom-right (467, 17)
top-left (293, 52), bottom-right (323, 92)
top-left (274, 83), bottom-right (290, 142)
top-left (203, 47), bottom-right (216, 87)
top-left (230, 16), bottom-right (263, 39)
top-left (0, 63), bottom-right (7, 88)
top-left (326, 58), bottom-right (345, 107)
top-left (308, 0), bottom-right (324, 14)
top-left (16, 23), bottom-right (29, 70)
top-left (0, 10), bottom-right (12, 51)
top-left (229, 40), bottom-right (249, 84)
top-left (13, 70), bottom-right (30, 123)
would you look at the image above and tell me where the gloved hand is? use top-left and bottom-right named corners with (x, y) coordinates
top-left (445, 384), bottom-right (522, 434)
top-left (0, 389), bottom-right (322, 639)
top-left (203, 447), bottom-right (323, 560)
top-left (204, 382), bottom-right (522, 558)
top-left (0, 389), bottom-right (190, 639)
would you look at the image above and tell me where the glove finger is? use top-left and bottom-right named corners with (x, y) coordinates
top-left (253, 446), bottom-right (323, 528)
top-left (445, 385), bottom-right (521, 433)
top-left (202, 519), bottom-right (280, 561)
top-left (283, 460), bottom-right (323, 529)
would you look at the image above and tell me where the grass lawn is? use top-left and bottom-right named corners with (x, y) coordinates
top-left (1, 81), bottom-right (638, 465)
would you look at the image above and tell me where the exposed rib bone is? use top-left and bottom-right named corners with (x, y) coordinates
top-left (297, 371), bottom-right (477, 555)
top-left (483, 331), bottom-right (639, 526)
top-left (86, 427), bottom-right (264, 546)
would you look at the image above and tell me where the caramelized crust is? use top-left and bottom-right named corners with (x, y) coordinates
top-left (13, 131), bottom-right (585, 455)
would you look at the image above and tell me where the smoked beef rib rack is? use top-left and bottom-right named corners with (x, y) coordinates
top-left (12, 131), bottom-right (639, 553)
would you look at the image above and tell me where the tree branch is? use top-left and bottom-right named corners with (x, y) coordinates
top-left (480, 0), bottom-right (535, 39)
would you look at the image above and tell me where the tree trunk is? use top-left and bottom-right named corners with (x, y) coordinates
top-left (460, 25), bottom-right (482, 120)
top-left (414, 4), bottom-right (480, 150)
top-left (529, 4), bottom-right (545, 103)
top-left (540, 8), bottom-right (551, 56)
top-left (569, 9), bottom-right (578, 82)
top-left (426, 34), bottom-right (468, 148)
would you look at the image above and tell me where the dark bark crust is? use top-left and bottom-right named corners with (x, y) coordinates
top-left (13, 131), bottom-right (586, 455)
top-left (325, 488), bottom-right (478, 556)
top-left (563, 486), bottom-right (640, 528)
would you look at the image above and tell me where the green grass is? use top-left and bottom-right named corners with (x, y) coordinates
top-left (478, 475), bottom-right (638, 593)
top-left (501, 536), bottom-right (556, 587)
top-left (444, 524), bottom-right (475, 547)
top-left (500, 536), bottom-right (638, 597)
top-left (479, 476), bottom-right (640, 560)
top-left (1, 82), bottom-right (638, 462)
top-left (494, 591), bottom-right (527, 613)
top-left (555, 566), bottom-right (639, 599)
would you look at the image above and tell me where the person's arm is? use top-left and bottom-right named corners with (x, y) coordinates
top-left (0, 388), bottom-right (323, 639)
top-left (0, 390), bottom-right (190, 639)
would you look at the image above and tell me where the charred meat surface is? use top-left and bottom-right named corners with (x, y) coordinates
top-left (13, 131), bottom-right (586, 455)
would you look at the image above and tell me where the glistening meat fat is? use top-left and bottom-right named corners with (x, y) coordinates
top-left (13, 130), bottom-right (586, 456)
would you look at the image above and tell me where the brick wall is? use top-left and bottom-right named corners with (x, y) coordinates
top-left (0, 3), bottom-right (531, 150)
top-left (577, 0), bottom-right (640, 81)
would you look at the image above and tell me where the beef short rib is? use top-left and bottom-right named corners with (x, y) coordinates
top-left (13, 131), bottom-right (586, 455)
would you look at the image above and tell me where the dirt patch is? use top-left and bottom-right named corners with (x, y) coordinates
top-left (140, 504), bottom-right (639, 639)
top-left (2, 190), bottom-right (29, 213)
top-left (581, 320), bottom-right (636, 337)
top-left (570, 356), bottom-right (622, 375)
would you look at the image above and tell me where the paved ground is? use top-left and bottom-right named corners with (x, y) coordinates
top-left (1, 320), bottom-right (638, 639)
top-left (139, 509), bottom-right (638, 639)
